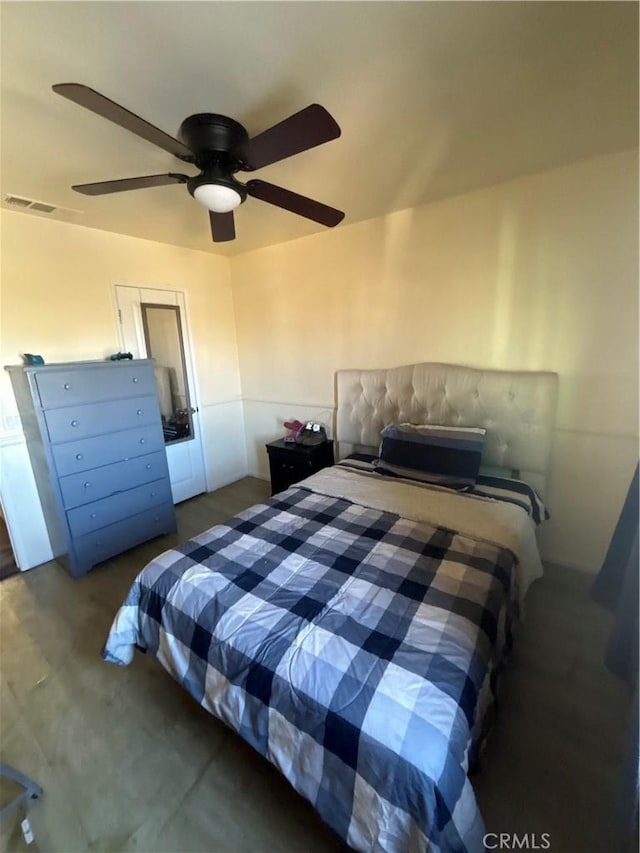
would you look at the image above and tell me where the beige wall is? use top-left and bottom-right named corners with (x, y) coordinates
top-left (1, 211), bottom-right (240, 409)
top-left (0, 212), bottom-right (245, 566)
top-left (231, 150), bottom-right (639, 573)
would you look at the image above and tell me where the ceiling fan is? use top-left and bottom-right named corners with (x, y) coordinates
top-left (52, 83), bottom-right (345, 243)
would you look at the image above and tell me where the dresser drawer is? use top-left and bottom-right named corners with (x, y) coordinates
top-left (34, 364), bottom-right (155, 408)
top-left (66, 477), bottom-right (173, 537)
top-left (59, 451), bottom-right (168, 509)
top-left (73, 504), bottom-right (176, 571)
top-left (44, 395), bottom-right (159, 444)
top-left (51, 425), bottom-right (165, 476)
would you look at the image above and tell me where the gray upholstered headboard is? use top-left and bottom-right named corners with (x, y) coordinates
top-left (336, 362), bottom-right (558, 495)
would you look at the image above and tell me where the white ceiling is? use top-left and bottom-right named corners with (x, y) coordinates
top-left (1, 1), bottom-right (637, 257)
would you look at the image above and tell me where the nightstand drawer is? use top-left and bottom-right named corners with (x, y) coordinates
top-left (271, 455), bottom-right (310, 477)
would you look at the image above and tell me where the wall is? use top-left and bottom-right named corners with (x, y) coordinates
top-left (231, 149), bottom-right (639, 573)
top-left (0, 211), bottom-right (245, 567)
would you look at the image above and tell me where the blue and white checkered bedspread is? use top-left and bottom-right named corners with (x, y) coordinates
top-left (104, 477), bottom-right (518, 852)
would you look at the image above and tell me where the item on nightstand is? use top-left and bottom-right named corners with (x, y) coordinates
top-left (295, 422), bottom-right (328, 446)
top-left (109, 352), bottom-right (134, 361)
top-left (283, 419), bottom-right (305, 443)
top-left (23, 354), bottom-right (45, 365)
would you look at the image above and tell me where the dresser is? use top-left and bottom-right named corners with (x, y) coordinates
top-left (5, 359), bottom-right (177, 577)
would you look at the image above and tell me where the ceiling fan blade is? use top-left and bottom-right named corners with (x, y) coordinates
top-left (246, 180), bottom-right (344, 227)
top-left (239, 104), bottom-right (340, 171)
top-left (53, 83), bottom-right (193, 162)
top-left (209, 211), bottom-right (235, 242)
top-left (72, 173), bottom-right (188, 196)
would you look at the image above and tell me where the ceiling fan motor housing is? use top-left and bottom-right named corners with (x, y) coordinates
top-left (180, 114), bottom-right (250, 205)
top-left (178, 113), bottom-right (249, 164)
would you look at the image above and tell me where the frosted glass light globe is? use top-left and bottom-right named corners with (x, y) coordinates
top-left (193, 183), bottom-right (241, 213)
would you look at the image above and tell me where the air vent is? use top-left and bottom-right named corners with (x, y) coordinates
top-left (4, 194), bottom-right (57, 213)
top-left (4, 195), bottom-right (32, 208)
top-left (30, 202), bottom-right (57, 213)
top-left (3, 194), bottom-right (83, 219)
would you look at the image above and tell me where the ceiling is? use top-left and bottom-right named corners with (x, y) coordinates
top-left (1, 1), bottom-right (637, 257)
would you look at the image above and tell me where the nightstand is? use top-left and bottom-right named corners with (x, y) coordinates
top-left (266, 439), bottom-right (335, 496)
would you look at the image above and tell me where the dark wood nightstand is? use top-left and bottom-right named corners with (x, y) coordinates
top-left (266, 439), bottom-right (335, 496)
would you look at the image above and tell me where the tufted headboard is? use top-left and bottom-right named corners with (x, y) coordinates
top-left (336, 362), bottom-right (558, 495)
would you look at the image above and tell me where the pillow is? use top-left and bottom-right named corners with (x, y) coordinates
top-left (473, 474), bottom-right (550, 525)
top-left (374, 423), bottom-right (486, 489)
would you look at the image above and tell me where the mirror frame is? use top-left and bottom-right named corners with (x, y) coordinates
top-left (140, 302), bottom-right (194, 445)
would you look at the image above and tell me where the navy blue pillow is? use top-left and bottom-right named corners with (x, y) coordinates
top-left (374, 423), bottom-right (486, 489)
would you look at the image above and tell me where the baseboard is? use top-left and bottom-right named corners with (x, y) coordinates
top-left (541, 557), bottom-right (597, 575)
top-left (245, 469), bottom-right (269, 482)
top-left (206, 470), bottom-right (253, 492)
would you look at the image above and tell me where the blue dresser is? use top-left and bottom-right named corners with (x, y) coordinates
top-left (5, 359), bottom-right (177, 577)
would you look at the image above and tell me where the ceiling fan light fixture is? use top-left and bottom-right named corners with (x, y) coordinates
top-left (193, 183), bottom-right (242, 213)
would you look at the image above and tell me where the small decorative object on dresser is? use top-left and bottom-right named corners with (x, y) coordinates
top-left (266, 437), bottom-right (334, 495)
top-left (5, 359), bottom-right (177, 577)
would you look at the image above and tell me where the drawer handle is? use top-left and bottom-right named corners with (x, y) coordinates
top-left (150, 491), bottom-right (156, 497)
top-left (90, 513), bottom-right (97, 519)
top-left (154, 515), bottom-right (160, 522)
top-left (146, 464), bottom-right (151, 470)
top-left (84, 482), bottom-right (91, 489)
top-left (137, 409), bottom-right (143, 416)
top-left (140, 438), bottom-right (146, 445)
top-left (75, 453), bottom-right (83, 461)
top-left (63, 383), bottom-right (71, 390)
top-left (70, 420), bottom-right (78, 428)
top-left (132, 377), bottom-right (139, 383)
top-left (95, 540), bottom-right (102, 547)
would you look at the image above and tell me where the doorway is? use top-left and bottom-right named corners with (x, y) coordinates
top-left (115, 285), bottom-right (207, 503)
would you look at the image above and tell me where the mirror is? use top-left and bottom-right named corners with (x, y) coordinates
top-left (140, 303), bottom-right (194, 444)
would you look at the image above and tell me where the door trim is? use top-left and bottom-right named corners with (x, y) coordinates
top-left (113, 282), bottom-right (209, 498)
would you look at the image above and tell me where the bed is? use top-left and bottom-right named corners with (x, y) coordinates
top-left (104, 362), bottom-right (558, 853)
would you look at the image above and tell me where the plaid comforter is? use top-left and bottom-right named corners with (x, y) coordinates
top-left (104, 473), bottom-right (519, 853)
